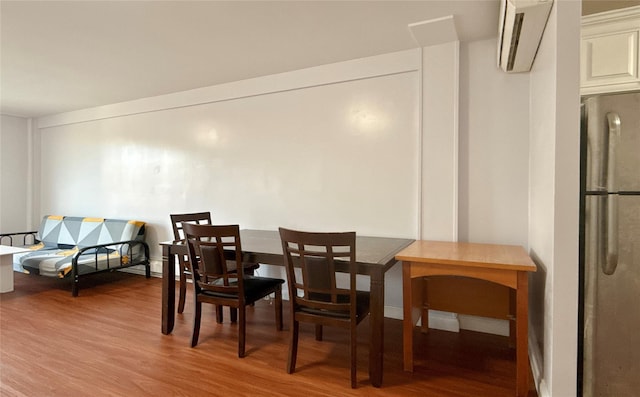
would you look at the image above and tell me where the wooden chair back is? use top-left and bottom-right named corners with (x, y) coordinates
top-left (279, 227), bottom-right (357, 322)
top-left (169, 212), bottom-right (213, 313)
top-left (183, 223), bottom-right (245, 301)
top-left (170, 212), bottom-right (212, 241)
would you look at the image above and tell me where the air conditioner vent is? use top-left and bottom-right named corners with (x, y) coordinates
top-left (507, 12), bottom-right (525, 71)
top-left (498, 0), bottom-right (553, 73)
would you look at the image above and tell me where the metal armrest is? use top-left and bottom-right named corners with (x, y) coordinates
top-left (0, 231), bottom-right (39, 246)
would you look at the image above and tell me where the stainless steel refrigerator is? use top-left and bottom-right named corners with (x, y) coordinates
top-left (580, 91), bottom-right (640, 396)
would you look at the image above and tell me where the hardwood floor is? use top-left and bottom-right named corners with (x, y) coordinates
top-left (0, 272), bottom-right (537, 396)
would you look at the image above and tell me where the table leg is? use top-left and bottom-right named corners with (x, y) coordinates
top-left (509, 288), bottom-right (516, 348)
top-left (0, 255), bottom-right (15, 293)
top-left (420, 277), bottom-right (429, 334)
top-left (162, 245), bottom-right (175, 335)
top-left (402, 262), bottom-right (413, 372)
top-left (369, 268), bottom-right (385, 387)
top-left (516, 271), bottom-right (529, 397)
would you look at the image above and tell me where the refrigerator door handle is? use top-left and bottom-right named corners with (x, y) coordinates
top-left (606, 112), bottom-right (620, 192)
top-left (603, 112), bottom-right (621, 276)
top-left (604, 194), bottom-right (619, 275)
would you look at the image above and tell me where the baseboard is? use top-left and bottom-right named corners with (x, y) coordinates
top-left (384, 308), bottom-right (460, 332)
top-left (119, 267), bottom-right (150, 276)
top-left (384, 305), bottom-right (404, 320)
top-left (428, 310), bottom-right (461, 332)
top-left (529, 327), bottom-right (547, 397)
top-left (537, 380), bottom-right (550, 397)
top-left (149, 259), bottom-right (163, 275)
top-left (387, 307), bottom-right (507, 336)
top-left (459, 314), bottom-right (509, 336)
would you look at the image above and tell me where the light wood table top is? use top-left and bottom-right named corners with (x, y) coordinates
top-left (395, 240), bottom-right (536, 272)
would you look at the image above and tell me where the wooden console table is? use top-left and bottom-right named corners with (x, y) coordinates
top-left (396, 240), bottom-right (537, 397)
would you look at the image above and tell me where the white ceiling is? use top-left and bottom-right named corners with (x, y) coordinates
top-left (1, 1), bottom-right (500, 118)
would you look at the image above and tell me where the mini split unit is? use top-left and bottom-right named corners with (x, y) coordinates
top-left (497, 0), bottom-right (554, 73)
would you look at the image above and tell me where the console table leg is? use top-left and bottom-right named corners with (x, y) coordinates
top-left (516, 271), bottom-right (529, 397)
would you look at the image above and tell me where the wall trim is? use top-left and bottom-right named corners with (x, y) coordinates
top-left (384, 305), bottom-right (404, 320)
top-left (385, 305), bottom-right (509, 336)
top-left (452, 40), bottom-right (460, 241)
top-left (581, 4), bottom-right (640, 26)
top-left (459, 314), bottom-right (509, 336)
top-left (420, 41), bottom-right (460, 241)
top-left (537, 380), bottom-right (551, 397)
top-left (37, 49), bottom-right (420, 129)
top-left (529, 323), bottom-right (546, 397)
top-left (26, 118), bottom-right (34, 228)
top-left (384, 307), bottom-right (460, 331)
top-left (427, 310), bottom-right (461, 332)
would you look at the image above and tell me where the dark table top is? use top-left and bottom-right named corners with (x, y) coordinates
top-left (162, 229), bottom-right (414, 272)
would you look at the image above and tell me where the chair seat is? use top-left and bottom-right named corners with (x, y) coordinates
top-left (201, 275), bottom-right (284, 303)
top-left (300, 291), bottom-right (370, 319)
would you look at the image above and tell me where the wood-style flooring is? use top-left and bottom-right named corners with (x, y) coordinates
top-left (0, 272), bottom-right (537, 396)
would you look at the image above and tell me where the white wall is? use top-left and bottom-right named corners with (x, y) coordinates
top-left (37, 53), bottom-right (421, 235)
top-left (528, 1), bottom-right (581, 396)
top-left (38, 73), bottom-right (420, 236)
top-left (459, 38), bottom-right (531, 246)
top-left (0, 115), bottom-right (30, 233)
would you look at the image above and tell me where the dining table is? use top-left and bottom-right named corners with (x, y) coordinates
top-left (160, 229), bottom-right (414, 388)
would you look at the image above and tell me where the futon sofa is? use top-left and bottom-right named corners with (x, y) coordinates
top-left (8, 215), bottom-right (150, 296)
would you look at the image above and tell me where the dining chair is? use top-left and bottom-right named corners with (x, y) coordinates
top-left (184, 223), bottom-right (284, 357)
top-left (278, 227), bottom-right (370, 388)
top-left (170, 212), bottom-right (212, 314)
top-left (170, 212), bottom-right (260, 321)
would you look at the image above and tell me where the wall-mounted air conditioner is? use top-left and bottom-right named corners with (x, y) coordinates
top-left (497, 0), bottom-right (553, 73)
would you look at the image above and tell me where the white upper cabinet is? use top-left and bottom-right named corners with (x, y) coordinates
top-left (581, 6), bottom-right (640, 95)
